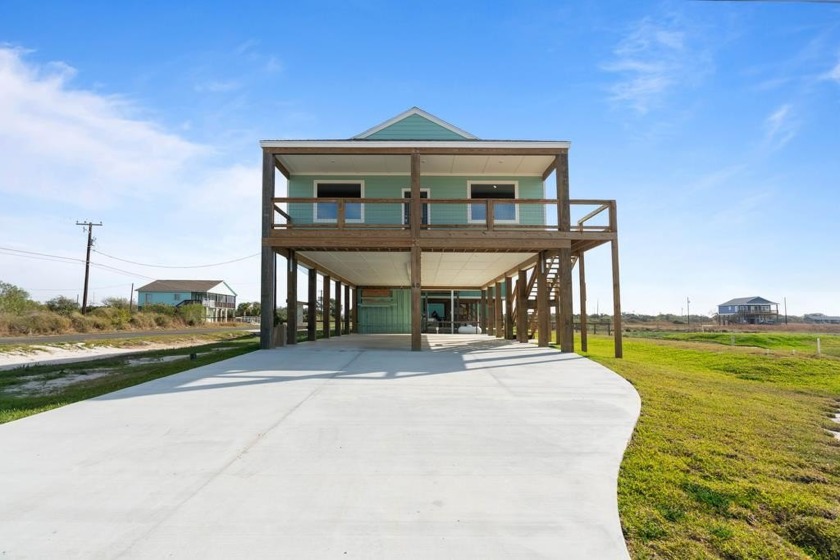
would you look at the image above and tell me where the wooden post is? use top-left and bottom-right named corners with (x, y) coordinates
top-left (555, 152), bottom-right (569, 232)
top-left (610, 201), bottom-right (623, 358)
top-left (558, 249), bottom-right (573, 352)
top-left (480, 289), bottom-right (488, 334)
top-left (505, 276), bottom-right (514, 339)
top-left (411, 246), bottom-right (422, 351)
top-left (286, 251), bottom-right (298, 345)
top-left (323, 275), bottom-right (331, 339)
top-left (487, 286), bottom-right (495, 336)
top-left (307, 267), bottom-right (317, 341)
top-left (554, 281), bottom-right (561, 348)
top-left (352, 288), bottom-right (359, 333)
top-left (517, 269), bottom-right (528, 343)
top-left (494, 281), bottom-right (503, 338)
top-left (260, 150), bottom-right (276, 349)
top-left (410, 151), bottom-right (422, 351)
top-left (579, 252), bottom-right (588, 352)
top-left (555, 152), bottom-right (574, 352)
top-left (344, 284), bottom-right (351, 335)
top-left (537, 252), bottom-right (550, 347)
top-left (335, 279), bottom-right (342, 337)
top-left (410, 152), bottom-right (421, 237)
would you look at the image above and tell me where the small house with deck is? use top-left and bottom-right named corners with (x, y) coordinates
top-left (137, 280), bottom-right (237, 322)
top-left (718, 296), bottom-right (779, 325)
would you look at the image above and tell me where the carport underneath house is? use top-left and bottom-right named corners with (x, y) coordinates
top-left (258, 108), bottom-right (623, 357)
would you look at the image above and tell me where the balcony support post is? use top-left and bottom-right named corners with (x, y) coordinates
top-left (260, 150), bottom-right (276, 349)
top-left (487, 285), bottom-right (495, 336)
top-left (517, 269), bottom-right (528, 342)
top-left (286, 251), bottom-right (298, 345)
top-left (494, 281), bottom-right (503, 338)
top-left (555, 152), bottom-right (574, 352)
top-left (411, 245), bottom-right (422, 351)
top-left (480, 289), bottom-right (488, 335)
top-left (579, 251), bottom-right (588, 352)
top-left (323, 274), bottom-right (331, 339)
top-left (610, 201), bottom-right (623, 358)
top-left (505, 275), bottom-right (514, 340)
top-left (409, 152), bottom-right (423, 351)
top-left (308, 267), bottom-right (317, 341)
top-left (335, 278), bottom-right (342, 337)
top-left (537, 251), bottom-right (550, 347)
top-left (344, 284), bottom-right (351, 335)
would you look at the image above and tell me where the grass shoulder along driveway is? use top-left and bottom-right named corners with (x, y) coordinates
top-left (0, 333), bottom-right (259, 424)
top-left (581, 334), bottom-right (840, 559)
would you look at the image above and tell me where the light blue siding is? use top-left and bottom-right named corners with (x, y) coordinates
top-left (365, 114), bottom-right (468, 140)
top-left (288, 175), bottom-right (544, 226)
top-left (140, 292), bottom-right (189, 306)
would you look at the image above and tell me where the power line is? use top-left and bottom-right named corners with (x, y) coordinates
top-left (0, 246), bottom-right (156, 280)
top-left (27, 283), bottom-right (133, 292)
top-left (91, 248), bottom-right (260, 268)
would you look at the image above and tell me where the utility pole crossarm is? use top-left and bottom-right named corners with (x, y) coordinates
top-left (76, 221), bottom-right (103, 315)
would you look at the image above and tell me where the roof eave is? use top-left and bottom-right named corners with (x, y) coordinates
top-left (260, 140), bottom-right (571, 150)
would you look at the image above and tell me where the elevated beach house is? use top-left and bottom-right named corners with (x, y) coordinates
top-left (136, 280), bottom-right (237, 322)
top-left (259, 108), bottom-right (622, 356)
top-left (717, 296), bottom-right (779, 325)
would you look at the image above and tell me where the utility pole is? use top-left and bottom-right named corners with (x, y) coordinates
top-left (76, 221), bottom-right (103, 314)
top-left (686, 297), bottom-right (691, 330)
top-left (784, 297), bottom-right (788, 325)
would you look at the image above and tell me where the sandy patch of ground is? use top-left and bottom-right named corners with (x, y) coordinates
top-left (0, 341), bottom-right (204, 372)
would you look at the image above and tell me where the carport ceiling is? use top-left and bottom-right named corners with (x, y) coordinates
top-left (298, 251), bottom-right (535, 287)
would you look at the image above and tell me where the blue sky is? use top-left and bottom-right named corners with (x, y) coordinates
top-left (1, 0), bottom-right (838, 317)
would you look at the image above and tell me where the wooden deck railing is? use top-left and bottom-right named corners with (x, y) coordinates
top-left (271, 197), bottom-right (615, 233)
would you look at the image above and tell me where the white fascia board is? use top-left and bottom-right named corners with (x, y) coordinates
top-left (211, 282), bottom-right (237, 297)
top-left (352, 107), bottom-right (478, 140)
top-left (260, 140), bottom-right (571, 150)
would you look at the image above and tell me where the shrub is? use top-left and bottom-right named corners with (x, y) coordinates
top-left (129, 312), bottom-right (157, 329)
top-left (177, 303), bottom-right (206, 326)
top-left (69, 312), bottom-right (93, 333)
top-left (45, 295), bottom-right (80, 315)
top-left (141, 304), bottom-right (176, 316)
top-left (6, 311), bottom-right (70, 335)
top-left (0, 281), bottom-right (39, 315)
top-left (91, 306), bottom-right (131, 330)
top-left (101, 297), bottom-right (131, 310)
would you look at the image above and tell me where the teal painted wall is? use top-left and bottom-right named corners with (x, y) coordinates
top-left (288, 175), bottom-right (544, 226)
top-left (139, 292), bottom-right (189, 306)
top-left (357, 288), bottom-right (411, 333)
top-left (365, 114), bottom-right (468, 140)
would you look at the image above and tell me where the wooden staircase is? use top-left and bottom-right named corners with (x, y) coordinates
top-left (510, 254), bottom-right (577, 340)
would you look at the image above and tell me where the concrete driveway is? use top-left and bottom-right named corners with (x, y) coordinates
top-left (0, 334), bottom-right (640, 559)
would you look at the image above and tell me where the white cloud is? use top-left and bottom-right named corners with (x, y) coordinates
top-left (194, 80), bottom-right (242, 93)
top-left (825, 57), bottom-right (840, 83)
top-left (763, 103), bottom-right (798, 149)
top-left (603, 16), bottom-right (710, 115)
top-left (0, 47), bottom-right (266, 303)
top-left (0, 47), bottom-right (207, 208)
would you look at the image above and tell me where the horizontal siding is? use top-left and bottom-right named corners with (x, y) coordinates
top-left (288, 175), bottom-right (544, 226)
top-left (366, 114), bottom-right (468, 140)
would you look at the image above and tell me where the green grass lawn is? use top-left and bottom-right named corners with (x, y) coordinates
top-left (580, 334), bottom-right (840, 559)
top-left (0, 333), bottom-right (259, 424)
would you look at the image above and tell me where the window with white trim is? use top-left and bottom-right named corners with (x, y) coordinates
top-left (314, 181), bottom-right (364, 222)
top-left (468, 182), bottom-right (517, 223)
